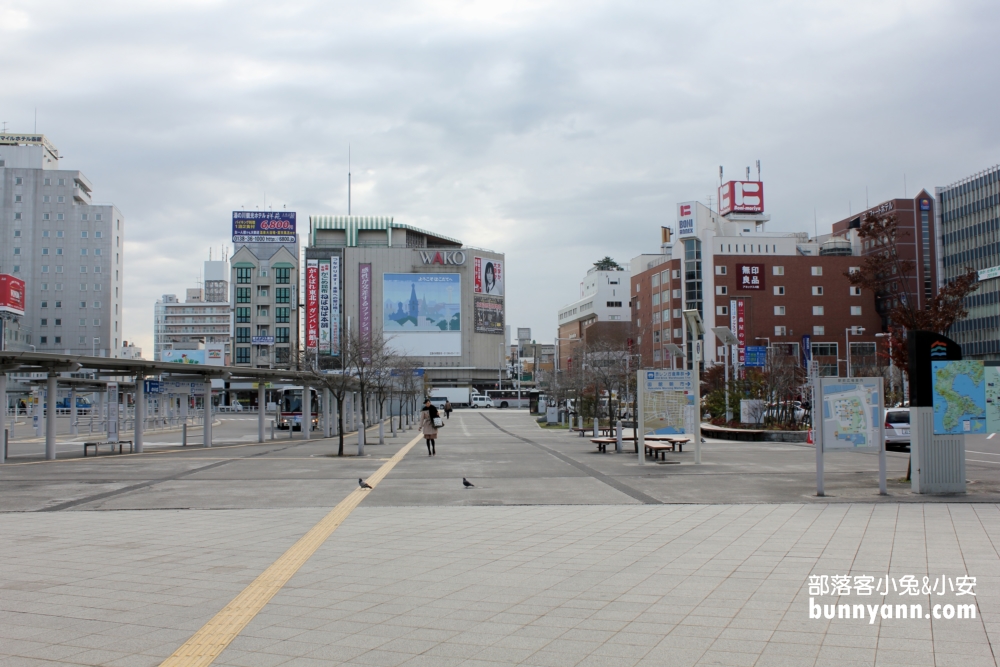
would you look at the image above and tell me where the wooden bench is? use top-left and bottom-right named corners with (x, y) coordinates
top-left (591, 437), bottom-right (619, 453)
top-left (83, 440), bottom-right (134, 457)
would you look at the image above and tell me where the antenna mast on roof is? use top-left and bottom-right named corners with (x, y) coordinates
top-left (348, 145), bottom-right (352, 216)
top-left (756, 160), bottom-right (761, 181)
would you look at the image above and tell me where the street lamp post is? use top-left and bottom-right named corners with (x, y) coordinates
top-left (875, 332), bottom-right (894, 404)
top-left (712, 327), bottom-right (739, 425)
top-left (845, 327), bottom-right (864, 378)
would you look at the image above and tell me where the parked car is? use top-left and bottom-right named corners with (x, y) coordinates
top-left (763, 401), bottom-right (806, 422)
top-left (884, 408), bottom-right (910, 450)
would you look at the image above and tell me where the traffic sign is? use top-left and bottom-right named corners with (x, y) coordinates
top-left (745, 346), bottom-right (767, 367)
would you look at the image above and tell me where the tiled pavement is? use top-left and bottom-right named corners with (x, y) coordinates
top-left (2, 503), bottom-right (998, 666)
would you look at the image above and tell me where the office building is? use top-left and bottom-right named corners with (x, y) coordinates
top-left (230, 212), bottom-right (299, 369)
top-left (306, 216), bottom-right (506, 388)
top-left (153, 260), bottom-right (231, 362)
top-left (0, 133), bottom-right (125, 356)
top-left (556, 265), bottom-right (631, 370)
top-left (830, 192), bottom-right (939, 329)
top-left (936, 166), bottom-right (1000, 360)
top-left (631, 180), bottom-right (881, 375)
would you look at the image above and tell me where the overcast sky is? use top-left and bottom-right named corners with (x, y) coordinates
top-left (3, 0), bottom-right (998, 353)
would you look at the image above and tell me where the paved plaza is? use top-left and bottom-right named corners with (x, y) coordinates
top-left (2, 411), bottom-right (1000, 666)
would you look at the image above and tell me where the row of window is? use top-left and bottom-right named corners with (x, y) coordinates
top-left (40, 301), bottom-right (101, 308)
top-left (12, 230), bottom-right (104, 239)
top-left (236, 287), bottom-right (291, 303)
top-left (235, 307), bottom-right (291, 323)
top-left (235, 347), bottom-right (291, 364)
top-left (235, 327), bottom-right (292, 343)
top-left (37, 336), bottom-right (105, 346)
top-left (40, 318), bottom-right (102, 326)
top-left (236, 267), bottom-right (291, 284)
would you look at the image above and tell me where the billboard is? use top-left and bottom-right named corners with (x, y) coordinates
top-left (318, 260), bottom-right (331, 354)
top-left (677, 202), bottom-right (696, 237)
top-left (730, 298), bottom-right (746, 364)
top-left (474, 295), bottom-right (504, 334)
top-left (331, 256), bottom-right (341, 356)
top-left (383, 273), bottom-right (461, 356)
top-left (162, 350), bottom-right (206, 364)
top-left (0, 274), bottom-right (26, 316)
top-left (640, 370), bottom-right (695, 435)
top-left (306, 260), bottom-right (318, 350)
top-left (360, 264), bottom-right (372, 356)
top-left (232, 211), bottom-right (296, 244)
top-left (206, 343), bottom-right (225, 365)
top-left (474, 257), bottom-right (504, 296)
top-left (735, 264), bottom-right (764, 290)
top-left (719, 181), bottom-right (764, 215)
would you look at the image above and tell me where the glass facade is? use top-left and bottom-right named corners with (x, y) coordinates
top-left (937, 167), bottom-right (1000, 359)
top-left (683, 239), bottom-right (703, 370)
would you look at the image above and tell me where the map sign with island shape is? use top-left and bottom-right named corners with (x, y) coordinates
top-left (932, 360), bottom-right (986, 435)
top-left (820, 378), bottom-right (881, 450)
top-left (987, 366), bottom-right (1000, 435)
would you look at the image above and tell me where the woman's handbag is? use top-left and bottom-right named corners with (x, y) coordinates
top-left (433, 416), bottom-right (444, 428)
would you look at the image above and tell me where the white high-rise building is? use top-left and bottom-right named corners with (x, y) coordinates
top-left (0, 133), bottom-right (125, 356)
top-left (153, 260), bottom-right (231, 362)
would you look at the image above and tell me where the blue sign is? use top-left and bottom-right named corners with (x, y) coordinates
top-left (252, 336), bottom-right (274, 346)
top-left (801, 334), bottom-right (811, 366)
top-left (745, 346), bottom-right (767, 367)
top-left (390, 368), bottom-right (425, 377)
top-left (143, 380), bottom-right (164, 394)
top-left (232, 211), bottom-right (296, 244)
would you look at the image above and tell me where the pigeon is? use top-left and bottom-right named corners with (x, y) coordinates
top-left (359, 478), bottom-right (373, 489)
top-left (463, 478), bottom-right (474, 488)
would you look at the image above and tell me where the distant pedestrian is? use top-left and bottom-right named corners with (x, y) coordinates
top-left (444, 400), bottom-right (453, 419)
top-left (420, 399), bottom-right (441, 456)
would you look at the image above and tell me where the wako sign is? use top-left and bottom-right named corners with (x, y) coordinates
top-left (416, 250), bottom-right (467, 265)
top-left (232, 211), bottom-right (296, 243)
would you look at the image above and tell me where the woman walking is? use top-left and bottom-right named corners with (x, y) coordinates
top-left (420, 399), bottom-right (441, 456)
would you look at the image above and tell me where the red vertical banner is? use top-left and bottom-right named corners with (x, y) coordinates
top-left (359, 263), bottom-right (372, 358)
top-left (306, 259), bottom-right (319, 350)
top-left (736, 298), bottom-right (746, 365)
top-left (474, 256), bottom-right (482, 293)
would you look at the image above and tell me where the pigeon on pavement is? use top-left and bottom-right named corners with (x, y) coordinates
top-left (359, 478), bottom-right (373, 489)
top-left (463, 478), bottom-right (474, 488)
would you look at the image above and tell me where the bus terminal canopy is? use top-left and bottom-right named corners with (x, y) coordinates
top-left (0, 350), bottom-right (318, 385)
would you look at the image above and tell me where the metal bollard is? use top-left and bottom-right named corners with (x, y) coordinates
top-left (182, 423), bottom-right (187, 446)
top-left (271, 420), bottom-right (275, 441)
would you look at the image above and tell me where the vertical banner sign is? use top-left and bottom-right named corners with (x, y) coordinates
top-left (736, 299), bottom-right (746, 364)
top-left (306, 260), bottom-right (319, 350)
top-left (330, 256), bottom-right (341, 356)
top-left (474, 256), bottom-right (482, 293)
top-left (107, 382), bottom-right (119, 443)
top-left (318, 260), bottom-right (331, 354)
top-left (730, 299), bottom-right (738, 367)
top-left (801, 334), bottom-right (812, 367)
top-left (359, 264), bottom-right (372, 357)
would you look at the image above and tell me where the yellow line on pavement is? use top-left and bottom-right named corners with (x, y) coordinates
top-left (158, 432), bottom-right (422, 667)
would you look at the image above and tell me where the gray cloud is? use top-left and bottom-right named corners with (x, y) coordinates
top-left (2, 0), bottom-right (997, 352)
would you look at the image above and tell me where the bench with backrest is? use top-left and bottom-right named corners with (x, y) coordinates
top-left (83, 440), bottom-right (134, 457)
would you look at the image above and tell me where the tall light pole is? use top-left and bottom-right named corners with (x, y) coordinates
top-left (875, 332), bottom-right (894, 403)
top-left (845, 326), bottom-right (864, 378)
top-left (712, 326), bottom-right (739, 424)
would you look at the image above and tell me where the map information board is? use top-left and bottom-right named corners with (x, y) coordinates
top-left (932, 360), bottom-right (986, 435)
top-left (641, 370), bottom-right (694, 434)
top-left (820, 377), bottom-right (881, 450)
top-left (987, 366), bottom-right (1000, 434)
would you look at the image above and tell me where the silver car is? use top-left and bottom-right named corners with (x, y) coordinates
top-left (884, 408), bottom-right (910, 450)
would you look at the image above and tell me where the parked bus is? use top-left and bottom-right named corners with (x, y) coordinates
top-left (484, 390), bottom-right (530, 409)
top-left (277, 386), bottom-right (320, 431)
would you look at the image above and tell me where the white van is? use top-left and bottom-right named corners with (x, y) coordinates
top-left (470, 395), bottom-right (494, 409)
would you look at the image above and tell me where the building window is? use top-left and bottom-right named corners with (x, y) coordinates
top-left (57, 214), bottom-right (64, 220)
top-left (653, 330), bottom-right (661, 343)
top-left (236, 267), bottom-right (253, 284)
top-left (717, 305), bottom-right (728, 316)
top-left (851, 306), bottom-right (862, 316)
top-left (774, 326), bottom-right (786, 336)
top-left (40, 337), bottom-right (47, 344)
top-left (651, 274), bottom-right (659, 287)
top-left (96, 215), bottom-right (102, 221)
top-left (236, 287), bottom-right (251, 303)
top-left (80, 318), bottom-right (87, 326)
top-left (813, 326), bottom-right (825, 335)
top-left (81, 231), bottom-right (88, 238)
top-left (274, 268), bottom-right (290, 284)
top-left (716, 286), bottom-right (727, 295)
top-left (652, 311), bottom-right (660, 324)
top-left (773, 266), bottom-right (784, 276)
top-left (811, 266), bottom-right (823, 276)
top-left (236, 347), bottom-right (251, 364)
top-left (236, 327), bottom-right (251, 343)
top-left (56, 248), bottom-right (63, 255)
top-left (257, 306), bottom-right (269, 318)
top-left (257, 285), bottom-right (269, 297)
top-left (773, 286), bottom-right (785, 296)
top-left (812, 286), bottom-right (824, 295)
top-left (275, 288), bottom-right (291, 304)
top-left (14, 247), bottom-right (21, 255)
top-left (236, 307), bottom-right (251, 323)
top-left (813, 306), bottom-right (824, 315)
top-left (12, 266), bottom-right (19, 273)
top-left (275, 327), bottom-right (290, 343)
top-left (54, 337), bottom-right (61, 344)
top-left (275, 347), bottom-right (290, 364)
top-left (850, 286), bottom-right (861, 296)
top-left (674, 328), bottom-right (682, 339)
top-left (41, 301), bottom-right (48, 308)
top-left (55, 319), bottom-right (61, 326)
top-left (715, 265), bottom-right (727, 275)
top-left (41, 319), bottom-right (48, 326)
top-left (774, 306), bottom-right (785, 316)
top-left (81, 248), bottom-right (88, 255)
top-left (651, 293), bottom-right (659, 306)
